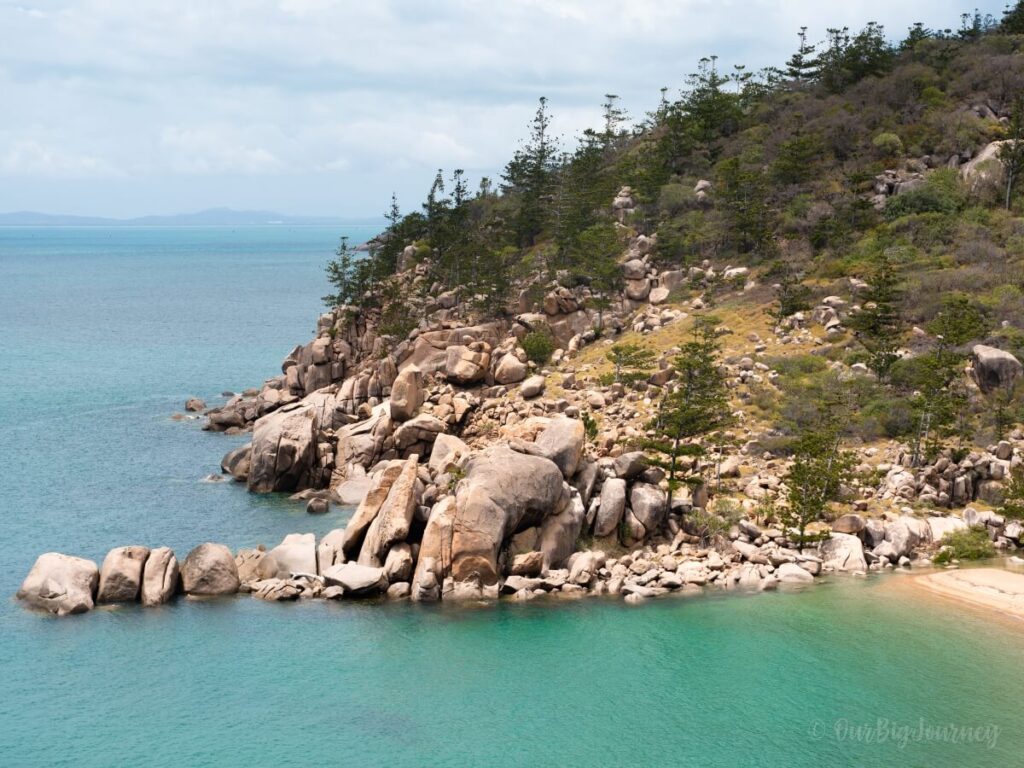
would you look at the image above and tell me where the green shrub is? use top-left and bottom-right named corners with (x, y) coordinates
top-left (933, 526), bottom-right (995, 564)
top-left (521, 331), bottom-right (555, 364)
top-left (872, 131), bottom-right (904, 158)
top-left (885, 169), bottom-right (965, 220)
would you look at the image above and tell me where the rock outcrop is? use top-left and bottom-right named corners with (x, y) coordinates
top-left (97, 545), bottom-right (150, 603)
top-left (17, 553), bottom-right (99, 616)
top-left (141, 547), bottom-right (179, 606)
top-left (181, 543), bottom-right (240, 596)
top-left (247, 404), bottom-right (320, 493)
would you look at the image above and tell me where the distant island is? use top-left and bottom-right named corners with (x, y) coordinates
top-left (0, 207), bottom-right (384, 227)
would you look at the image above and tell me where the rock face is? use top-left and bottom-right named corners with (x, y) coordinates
top-left (445, 345), bottom-right (490, 384)
top-left (323, 562), bottom-right (388, 595)
top-left (972, 345), bottom-right (1023, 393)
top-left (220, 444), bottom-right (251, 482)
top-left (17, 553), bottom-right (99, 616)
top-left (265, 533), bottom-right (317, 578)
top-left (357, 455), bottom-right (421, 566)
top-left (247, 404), bottom-right (319, 493)
top-left (341, 461), bottom-right (407, 558)
top-left (629, 483), bottom-right (667, 533)
top-left (412, 497), bottom-right (456, 600)
top-left (389, 364), bottom-right (423, 422)
top-left (534, 417), bottom-right (585, 479)
top-left (141, 547), bottom-right (179, 606)
top-left (97, 546), bottom-right (150, 603)
top-left (317, 529), bottom-right (347, 574)
top-left (821, 533), bottom-right (867, 572)
top-left (449, 445), bottom-right (568, 585)
top-left (594, 478), bottom-right (627, 537)
top-left (180, 543), bottom-right (240, 596)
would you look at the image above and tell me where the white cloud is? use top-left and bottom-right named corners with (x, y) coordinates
top-left (158, 126), bottom-right (284, 175)
top-left (0, 139), bottom-right (120, 177)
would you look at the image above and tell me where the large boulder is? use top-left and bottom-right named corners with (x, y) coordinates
top-left (220, 444), bottom-right (251, 482)
top-left (445, 345), bottom-right (490, 385)
top-left (412, 497), bottom-right (456, 601)
top-left (317, 529), bottom-right (347, 574)
top-left (449, 445), bottom-right (568, 585)
top-left (429, 433), bottom-right (470, 474)
top-left (539, 492), bottom-right (585, 570)
top-left (97, 545), bottom-right (150, 603)
top-left (820, 533), bottom-right (867, 572)
top-left (972, 345), bottom-right (1023, 394)
top-left (520, 375), bottom-right (546, 399)
top-left (594, 478), bottom-right (627, 537)
top-left (358, 455), bottom-right (421, 566)
top-left (247, 403), bottom-right (319, 493)
top-left (776, 562), bottom-right (815, 584)
top-left (494, 354), bottom-right (527, 385)
top-left (180, 543), bottom-right (240, 596)
top-left (883, 517), bottom-right (925, 558)
top-left (393, 414), bottom-right (446, 451)
top-left (335, 403), bottom-right (392, 469)
top-left (322, 562), bottom-right (388, 595)
top-left (17, 553), bottom-right (99, 616)
top-left (389, 364), bottom-right (423, 422)
top-left (264, 533), bottom-right (317, 578)
top-left (927, 516), bottom-right (968, 542)
top-left (384, 543), bottom-right (414, 583)
top-left (534, 417), bottom-right (585, 479)
top-left (341, 461), bottom-right (407, 557)
top-left (141, 547), bottom-right (179, 606)
top-left (613, 451), bottom-right (647, 480)
top-left (630, 483), bottom-right (668, 532)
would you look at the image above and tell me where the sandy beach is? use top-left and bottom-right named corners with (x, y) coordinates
top-left (916, 567), bottom-right (1024, 621)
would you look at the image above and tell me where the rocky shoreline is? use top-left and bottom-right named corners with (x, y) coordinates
top-left (19, 183), bottom-right (1024, 617)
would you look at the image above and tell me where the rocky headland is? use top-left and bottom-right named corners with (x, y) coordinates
top-left (19, 177), bottom-right (1024, 616)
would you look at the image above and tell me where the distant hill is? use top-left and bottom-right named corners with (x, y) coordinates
top-left (0, 208), bottom-right (384, 227)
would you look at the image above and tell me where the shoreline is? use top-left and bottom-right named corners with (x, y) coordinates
top-left (914, 566), bottom-right (1024, 622)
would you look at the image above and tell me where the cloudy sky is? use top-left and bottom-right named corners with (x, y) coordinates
top-left (0, 0), bottom-right (1007, 218)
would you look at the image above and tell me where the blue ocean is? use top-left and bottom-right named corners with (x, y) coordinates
top-left (0, 226), bottom-right (1021, 767)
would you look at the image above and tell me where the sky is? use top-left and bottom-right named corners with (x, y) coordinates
top-left (0, 0), bottom-right (1010, 218)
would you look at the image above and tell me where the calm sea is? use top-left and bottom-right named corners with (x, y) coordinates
top-left (0, 226), bottom-right (1021, 767)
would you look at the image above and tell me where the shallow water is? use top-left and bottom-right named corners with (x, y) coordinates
top-left (1, 227), bottom-right (1022, 767)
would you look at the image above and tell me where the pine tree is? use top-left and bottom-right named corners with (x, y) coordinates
top-left (323, 236), bottom-right (368, 308)
top-left (502, 97), bottom-right (559, 247)
top-left (785, 27), bottom-right (818, 82)
top-left (782, 418), bottom-right (855, 545)
top-left (998, 96), bottom-right (1024, 210)
top-left (601, 94), bottom-right (628, 150)
top-left (1003, 1), bottom-right (1024, 33)
top-left (642, 318), bottom-right (731, 509)
top-left (606, 343), bottom-right (656, 384)
top-left (716, 155), bottom-right (776, 258)
top-left (766, 262), bottom-right (812, 324)
top-left (848, 249), bottom-right (903, 380)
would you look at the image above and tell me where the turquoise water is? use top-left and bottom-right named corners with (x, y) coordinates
top-left (1, 227), bottom-right (1022, 767)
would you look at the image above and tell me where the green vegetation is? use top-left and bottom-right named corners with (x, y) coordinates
top-left (521, 331), bottom-right (555, 365)
top-left (782, 418), bottom-right (856, 545)
top-left (642, 318), bottom-right (731, 507)
top-left (318, 3), bottom-right (1024, 465)
top-left (606, 343), bottom-right (656, 384)
top-left (933, 526), bottom-right (996, 563)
